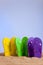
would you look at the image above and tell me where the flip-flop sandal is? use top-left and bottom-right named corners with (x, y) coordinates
top-left (16, 37), bottom-right (22, 56)
top-left (33, 37), bottom-right (42, 58)
top-left (2, 38), bottom-right (11, 56)
top-left (22, 37), bottom-right (28, 56)
top-left (28, 37), bottom-right (34, 57)
top-left (10, 37), bottom-right (16, 56)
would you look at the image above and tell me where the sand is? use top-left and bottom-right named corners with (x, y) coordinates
top-left (0, 53), bottom-right (43, 65)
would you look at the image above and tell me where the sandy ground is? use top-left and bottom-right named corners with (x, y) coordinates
top-left (0, 53), bottom-right (43, 65)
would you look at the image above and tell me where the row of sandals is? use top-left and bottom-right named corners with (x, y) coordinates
top-left (2, 37), bottom-right (42, 58)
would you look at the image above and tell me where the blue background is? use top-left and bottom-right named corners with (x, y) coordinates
top-left (0, 0), bottom-right (43, 52)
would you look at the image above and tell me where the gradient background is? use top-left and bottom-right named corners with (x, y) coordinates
top-left (0, 0), bottom-right (43, 52)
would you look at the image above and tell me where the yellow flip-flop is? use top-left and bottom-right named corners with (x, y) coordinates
top-left (10, 37), bottom-right (16, 56)
top-left (2, 38), bottom-right (11, 56)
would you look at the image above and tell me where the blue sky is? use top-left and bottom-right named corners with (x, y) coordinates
top-left (0, 0), bottom-right (43, 52)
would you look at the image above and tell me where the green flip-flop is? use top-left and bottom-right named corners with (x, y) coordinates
top-left (22, 37), bottom-right (28, 56)
top-left (16, 37), bottom-right (22, 56)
